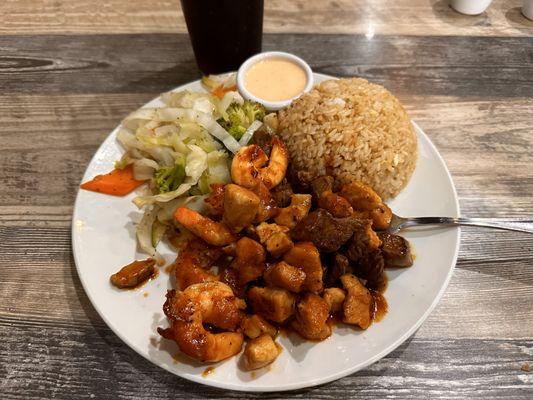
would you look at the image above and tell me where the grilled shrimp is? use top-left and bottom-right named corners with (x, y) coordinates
top-left (158, 282), bottom-right (246, 362)
top-left (173, 239), bottom-right (222, 290)
top-left (231, 138), bottom-right (289, 190)
top-left (174, 207), bottom-right (236, 246)
top-left (231, 145), bottom-right (268, 189)
top-left (258, 137), bottom-right (289, 189)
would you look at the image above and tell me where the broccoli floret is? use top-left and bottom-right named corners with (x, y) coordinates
top-left (218, 100), bottom-right (266, 140)
top-left (154, 161), bottom-right (185, 194)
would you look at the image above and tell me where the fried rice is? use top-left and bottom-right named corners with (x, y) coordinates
top-left (277, 78), bottom-right (417, 199)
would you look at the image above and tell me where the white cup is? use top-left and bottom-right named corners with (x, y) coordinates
top-left (449, 0), bottom-right (493, 15)
top-left (523, 0), bottom-right (533, 20)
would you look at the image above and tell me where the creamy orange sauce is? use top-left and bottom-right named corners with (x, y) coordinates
top-left (245, 58), bottom-right (307, 102)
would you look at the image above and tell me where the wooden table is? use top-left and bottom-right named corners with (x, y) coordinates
top-left (1, 0), bottom-right (532, 398)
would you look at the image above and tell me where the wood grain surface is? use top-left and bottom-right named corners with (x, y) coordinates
top-left (1, 0), bottom-right (532, 36)
top-left (1, 3), bottom-right (532, 399)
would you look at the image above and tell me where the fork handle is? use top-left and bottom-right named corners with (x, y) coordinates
top-left (406, 217), bottom-right (533, 234)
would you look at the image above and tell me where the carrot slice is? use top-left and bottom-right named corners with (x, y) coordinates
top-left (80, 165), bottom-right (146, 196)
top-left (211, 84), bottom-right (237, 99)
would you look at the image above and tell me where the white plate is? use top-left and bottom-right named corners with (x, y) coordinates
top-left (72, 73), bottom-right (460, 392)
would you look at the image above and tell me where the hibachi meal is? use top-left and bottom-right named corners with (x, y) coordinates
top-left (81, 74), bottom-right (418, 371)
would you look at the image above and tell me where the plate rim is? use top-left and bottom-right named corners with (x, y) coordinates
top-left (71, 73), bottom-right (461, 392)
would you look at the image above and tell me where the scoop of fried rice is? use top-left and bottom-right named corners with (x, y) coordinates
top-left (277, 78), bottom-right (417, 199)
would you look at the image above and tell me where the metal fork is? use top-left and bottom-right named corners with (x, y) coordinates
top-left (388, 214), bottom-right (533, 234)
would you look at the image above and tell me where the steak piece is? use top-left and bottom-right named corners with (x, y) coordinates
top-left (378, 232), bottom-right (413, 268)
top-left (251, 127), bottom-right (274, 156)
top-left (271, 180), bottom-right (294, 208)
top-left (345, 219), bottom-right (381, 262)
top-left (286, 166), bottom-right (312, 194)
top-left (352, 250), bottom-right (385, 290)
top-left (291, 209), bottom-right (359, 253)
top-left (325, 253), bottom-right (353, 287)
top-left (310, 175), bottom-right (334, 201)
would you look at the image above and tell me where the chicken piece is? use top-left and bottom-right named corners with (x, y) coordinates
top-left (318, 192), bottom-right (354, 218)
top-left (270, 180), bottom-right (294, 208)
top-left (339, 181), bottom-right (392, 229)
top-left (274, 194), bottom-right (312, 228)
top-left (266, 232), bottom-right (294, 258)
top-left (264, 261), bottom-right (306, 293)
top-left (369, 203), bottom-right (392, 230)
top-left (223, 184), bottom-right (260, 232)
top-left (256, 222), bottom-right (289, 241)
top-left (310, 175), bottom-right (353, 217)
top-left (241, 314), bottom-right (277, 339)
top-left (231, 237), bottom-right (266, 286)
top-left (243, 334), bottom-right (281, 370)
top-left (204, 183), bottom-right (225, 219)
top-left (323, 287), bottom-right (346, 313)
top-left (110, 259), bottom-right (156, 289)
top-left (256, 222), bottom-right (294, 258)
top-left (291, 293), bottom-right (332, 341)
top-left (291, 209), bottom-right (359, 253)
top-left (253, 182), bottom-right (279, 223)
top-left (247, 286), bottom-right (296, 323)
top-left (378, 232), bottom-right (413, 268)
top-left (283, 242), bottom-right (323, 294)
top-left (345, 219), bottom-right (381, 261)
top-left (339, 181), bottom-right (383, 211)
top-left (340, 274), bottom-right (373, 329)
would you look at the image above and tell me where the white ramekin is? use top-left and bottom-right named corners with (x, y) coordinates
top-left (236, 51), bottom-right (314, 111)
top-left (449, 0), bottom-right (493, 15)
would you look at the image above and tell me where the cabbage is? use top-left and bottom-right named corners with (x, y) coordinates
top-left (132, 158), bottom-right (159, 180)
top-left (132, 144), bottom-right (207, 208)
top-left (197, 150), bottom-right (231, 194)
top-left (156, 195), bottom-right (206, 223)
top-left (185, 144), bottom-right (208, 182)
top-left (239, 120), bottom-right (263, 146)
top-left (117, 83), bottom-right (240, 258)
top-left (218, 91), bottom-right (244, 120)
top-left (117, 129), bottom-right (175, 166)
top-left (114, 153), bottom-right (134, 170)
top-left (136, 205), bottom-right (165, 265)
top-left (161, 90), bottom-right (214, 109)
top-left (201, 74), bottom-right (236, 91)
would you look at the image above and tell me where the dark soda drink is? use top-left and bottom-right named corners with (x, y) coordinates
top-left (181, 0), bottom-right (264, 75)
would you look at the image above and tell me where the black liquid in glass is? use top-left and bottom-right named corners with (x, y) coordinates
top-left (181, 0), bottom-right (264, 75)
